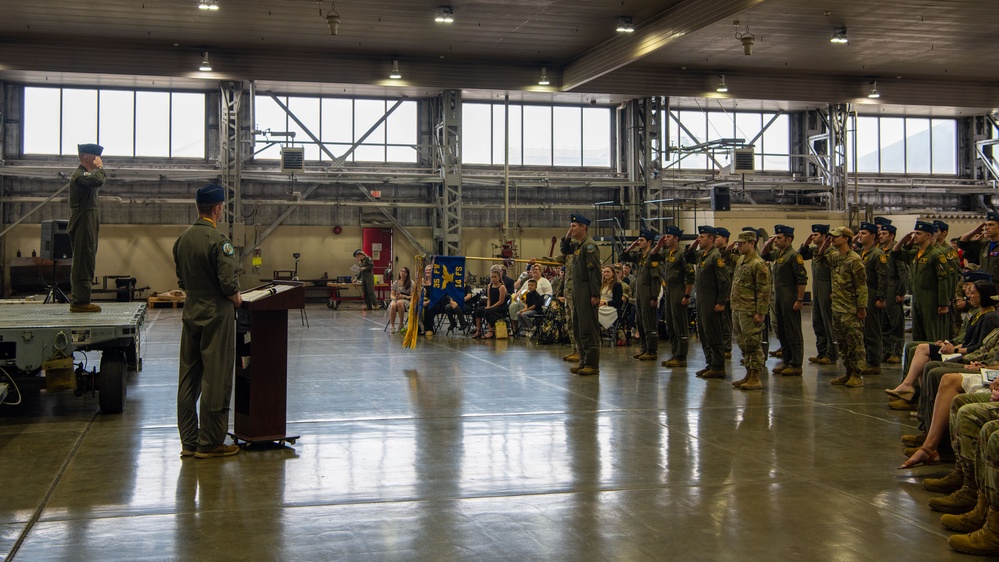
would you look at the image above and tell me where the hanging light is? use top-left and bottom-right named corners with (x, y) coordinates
top-left (616, 16), bottom-right (634, 33)
top-left (538, 67), bottom-right (550, 86)
top-left (390, 60), bottom-right (402, 79)
top-left (198, 0), bottom-right (219, 10)
top-left (199, 51), bottom-right (213, 72)
top-left (830, 27), bottom-right (848, 44)
top-left (716, 75), bottom-right (729, 93)
top-left (868, 80), bottom-right (880, 99)
top-left (434, 6), bottom-right (454, 23)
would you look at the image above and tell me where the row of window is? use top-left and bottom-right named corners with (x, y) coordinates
top-left (17, 86), bottom-right (965, 177)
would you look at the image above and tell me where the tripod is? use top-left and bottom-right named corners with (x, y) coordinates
top-left (41, 259), bottom-right (70, 304)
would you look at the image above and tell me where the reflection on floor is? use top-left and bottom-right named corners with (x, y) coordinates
top-left (0, 305), bottom-right (968, 560)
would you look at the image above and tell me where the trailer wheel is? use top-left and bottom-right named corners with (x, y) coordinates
top-left (99, 350), bottom-right (127, 414)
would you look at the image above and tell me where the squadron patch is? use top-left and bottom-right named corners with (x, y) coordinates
top-left (879, 254), bottom-right (888, 264)
top-left (940, 255), bottom-right (947, 263)
top-left (717, 258), bottom-right (726, 268)
top-left (796, 255), bottom-right (804, 264)
top-left (222, 242), bottom-right (235, 256)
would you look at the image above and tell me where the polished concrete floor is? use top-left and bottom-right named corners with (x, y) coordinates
top-left (0, 304), bottom-right (973, 561)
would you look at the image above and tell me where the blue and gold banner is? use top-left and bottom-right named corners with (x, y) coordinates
top-left (429, 256), bottom-right (466, 311)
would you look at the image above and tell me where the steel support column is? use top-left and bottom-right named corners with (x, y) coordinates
top-left (433, 90), bottom-right (462, 256)
top-left (635, 98), bottom-right (669, 229)
top-left (806, 105), bottom-right (849, 211)
top-left (219, 81), bottom-right (244, 239)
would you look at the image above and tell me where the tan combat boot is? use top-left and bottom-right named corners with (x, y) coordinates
top-left (637, 353), bottom-right (658, 361)
top-left (830, 368), bottom-right (852, 385)
top-left (740, 369), bottom-right (763, 390)
top-left (771, 362), bottom-right (786, 375)
top-left (949, 507), bottom-right (999, 556)
top-left (563, 353), bottom-right (580, 362)
top-left (701, 369), bottom-right (726, 379)
top-left (941, 492), bottom-right (988, 533)
top-left (731, 370), bottom-right (751, 387)
top-left (925, 467), bottom-right (964, 494)
top-left (844, 371), bottom-right (864, 387)
top-left (930, 484), bottom-right (979, 514)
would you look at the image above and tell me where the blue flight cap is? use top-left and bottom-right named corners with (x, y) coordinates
top-left (987, 211), bottom-right (999, 223)
top-left (882, 224), bottom-right (897, 235)
top-left (874, 216), bottom-right (892, 227)
top-left (78, 143), bottom-right (103, 156)
top-left (638, 229), bottom-right (657, 241)
top-left (774, 225), bottom-right (794, 236)
top-left (811, 224), bottom-right (830, 235)
top-left (714, 227), bottom-right (730, 238)
top-left (195, 183), bottom-right (226, 204)
top-left (663, 225), bottom-right (682, 237)
top-left (698, 225), bottom-right (716, 236)
top-left (915, 221), bottom-right (938, 234)
top-left (963, 271), bottom-right (993, 283)
top-left (353, 249), bottom-right (364, 257)
top-left (859, 222), bottom-right (878, 234)
top-left (933, 220), bottom-right (949, 232)
top-left (742, 226), bottom-right (757, 232)
top-left (570, 214), bottom-right (591, 226)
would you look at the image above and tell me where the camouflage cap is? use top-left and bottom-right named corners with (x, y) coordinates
top-left (737, 230), bottom-right (757, 243)
top-left (829, 226), bottom-right (854, 238)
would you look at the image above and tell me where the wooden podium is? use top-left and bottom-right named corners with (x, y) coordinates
top-left (231, 281), bottom-right (305, 446)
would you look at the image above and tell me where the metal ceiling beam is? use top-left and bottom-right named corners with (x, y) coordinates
top-left (561, 0), bottom-right (766, 91)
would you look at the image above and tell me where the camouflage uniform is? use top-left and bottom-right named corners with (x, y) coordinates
top-left (731, 251), bottom-right (771, 373)
top-left (860, 244), bottom-right (888, 369)
top-left (950, 394), bottom-right (999, 491)
top-left (800, 243), bottom-right (837, 361)
top-left (621, 246), bottom-right (664, 356)
top-left (660, 246), bottom-right (695, 361)
top-left (763, 245), bottom-right (808, 369)
top-left (686, 244), bottom-right (732, 371)
top-left (816, 249), bottom-right (868, 373)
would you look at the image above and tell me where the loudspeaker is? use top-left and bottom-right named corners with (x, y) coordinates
top-left (711, 186), bottom-right (731, 211)
top-left (41, 219), bottom-right (72, 259)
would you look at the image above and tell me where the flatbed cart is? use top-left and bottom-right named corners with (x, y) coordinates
top-left (325, 282), bottom-right (390, 310)
top-left (0, 302), bottom-right (146, 414)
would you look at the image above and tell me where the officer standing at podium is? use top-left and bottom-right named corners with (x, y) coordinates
top-left (174, 184), bottom-right (242, 459)
top-left (69, 143), bottom-right (106, 313)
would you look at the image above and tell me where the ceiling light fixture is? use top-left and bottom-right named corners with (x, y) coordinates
top-left (538, 67), bottom-right (550, 86)
top-left (867, 80), bottom-right (880, 99)
top-left (716, 75), bottom-right (729, 93)
top-left (390, 60), bottom-right (402, 79)
top-left (734, 23), bottom-right (756, 55)
top-left (199, 51), bottom-right (212, 72)
top-left (616, 17), bottom-right (634, 33)
top-left (320, 0), bottom-right (340, 35)
top-left (198, 0), bottom-right (219, 11)
top-left (435, 6), bottom-right (454, 23)
top-left (830, 27), bottom-right (848, 44)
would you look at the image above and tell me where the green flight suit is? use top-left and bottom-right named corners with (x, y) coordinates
top-left (881, 241), bottom-right (908, 359)
top-left (68, 164), bottom-right (106, 305)
top-left (764, 245), bottom-right (808, 369)
top-left (686, 245), bottom-right (731, 370)
top-left (895, 244), bottom-right (951, 342)
top-left (720, 247), bottom-right (737, 354)
top-left (564, 235), bottom-right (601, 369)
top-left (357, 254), bottom-right (377, 308)
top-left (621, 246), bottom-right (663, 355)
top-left (958, 237), bottom-right (999, 281)
top-left (660, 245), bottom-right (695, 361)
top-left (174, 218), bottom-right (241, 454)
top-left (860, 244), bottom-right (888, 368)
top-left (800, 243), bottom-right (836, 361)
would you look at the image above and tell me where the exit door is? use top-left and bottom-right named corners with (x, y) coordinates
top-left (362, 227), bottom-right (393, 281)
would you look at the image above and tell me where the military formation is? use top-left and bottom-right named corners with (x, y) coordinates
top-left (555, 212), bottom-right (996, 404)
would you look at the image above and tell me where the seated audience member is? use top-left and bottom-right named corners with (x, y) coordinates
top-left (387, 267), bottom-right (413, 333)
top-left (514, 279), bottom-right (545, 336)
top-left (472, 270), bottom-right (509, 339)
top-left (510, 264), bottom-right (554, 318)
top-left (597, 265), bottom-right (624, 330)
top-left (888, 280), bottom-right (999, 403)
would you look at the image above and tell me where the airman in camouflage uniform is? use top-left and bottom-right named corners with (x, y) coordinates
top-left (562, 214), bottom-right (602, 376)
top-left (730, 230), bottom-right (771, 390)
top-left (856, 222), bottom-right (888, 375)
top-left (958, 211), bottom-right (999, 281)
top-left (685, 226), bottom-right (732, 378)
top-left (621, 228), bottom-right (665, 361)
top-left (815, 226), bottom-right (868, 387)
top-left (800, 224), bottom-right (837, 365)
top-left (761, 225), bottom-right (808, 376)
top-left (174, 184), bottom-right (242, 459)
top-left (893, 221), bottom-right (951, 342)
top-left (659, 226), bottom-right (695, 369)
top-left (877, 221), bottom-right (907, 363)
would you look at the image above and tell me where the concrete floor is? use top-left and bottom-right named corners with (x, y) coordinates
top-left (0, 304), bottom-right (973, 561)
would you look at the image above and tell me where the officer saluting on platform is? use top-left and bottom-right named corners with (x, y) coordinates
top-left (69, 143), bottom-right (106, 313)
top-left (562, 214), bottom-right (601, 376)
top-left (174, 184), bottom-right (242, 459)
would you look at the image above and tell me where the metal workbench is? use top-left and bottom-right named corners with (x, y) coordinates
top-left (0, 302), bottom-right (146, 413)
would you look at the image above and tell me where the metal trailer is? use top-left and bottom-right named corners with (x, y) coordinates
top-left (0, 302), bottom-right (146, 414)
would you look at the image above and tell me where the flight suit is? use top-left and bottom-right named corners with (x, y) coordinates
top-left (358, 254), bottom-right (377, 308)
top-left (660, 245), bottom-right (696, 362)
top-left (881, 241), bottom-right (908, 360)
top-left (860, 244), bottom-right (888, 369)
top-left (686, 245), bottom-right (732, 371)
top-left (565, 235), bottom-right (602, 370)
top-left (621, 246), bottom-right (663, 356)
top-left (69, 164), bottom-right (106, 305)
top-left (800, 243), bottom-right (837, 361)
top-left (959, 238), bottom-right (999, 281)
top-left (174, 218), bottom-right (241, 454)
top-left (895, 244), bottom-right (951, 342)
top-left (764, 245), bottom-right (808, 370)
